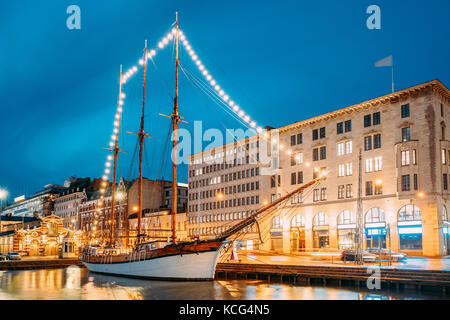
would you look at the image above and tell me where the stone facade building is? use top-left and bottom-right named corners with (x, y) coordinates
top-left (187, 80), bottom-right (450, 257)
top-left (0, 215), bottom-right (82, 257)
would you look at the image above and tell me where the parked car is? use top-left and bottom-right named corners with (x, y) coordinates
top-left (341, 250), bottom-right (376, 262)
top-left (367, 248), bottom-right (407, 261)
top-left (0, 253), bottom-right (6, 261)
top-left (6, 252), bottom-right (21, 261)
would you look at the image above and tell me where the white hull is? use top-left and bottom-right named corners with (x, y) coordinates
top-left (82, 247), bottom-right (224, 280)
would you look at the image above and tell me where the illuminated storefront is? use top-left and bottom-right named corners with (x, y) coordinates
top-left (290, 214), bottom-right (305, 252)
top-left (398, 205), bottom-right (423, 251)
top-left (443, 206), bottom-right (450, 255)
top-left (337, 210), bottom-right (356, 249)
top-left (313, 212), bottom-right (329, 249)
top-left (365, 208), bottom-right (387, 249)
top-left (270, 216), bottom-right (283, 251)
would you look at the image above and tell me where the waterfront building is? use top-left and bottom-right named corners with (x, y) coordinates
top-left (187, 80), bottom-right (450, 257)
top-left (128, 210), bottom-right (188, 246)
top-left (0, 215), bottom-right (82, 256)
top-left (187, 136), bottom-right (273, 251)
top-left (126, 178), bottom-right (188, 216)
top-left (79, 178), bottom-right (130, 247)
top-left (0, 184), bottom-right (66, 219)
top-left (126, 179), bottom-right (188, 245)
top-left (53, 177), bottom-right (90, 230)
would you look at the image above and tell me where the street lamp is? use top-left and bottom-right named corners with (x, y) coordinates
top-left (217, 193), bottom-right (224, 200)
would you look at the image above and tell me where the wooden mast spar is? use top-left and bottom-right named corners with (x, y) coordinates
top-left (138, 41), bottom-right (149, 243)
top-left (171, 13), bottom-right (180, 244)
top-left (109, 65), bottom-right (123, 247)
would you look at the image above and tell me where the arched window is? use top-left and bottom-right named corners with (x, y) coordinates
top-left (366, 208), bottom-right (385, 224)
top-left (313, 212), bottom-right (328, 226)
top-left (337, 210), bottom-right (355, 225)
top-left (272, 216), bottom-right (281, 229)
top-left (443, 205), bottom-right (449, 222)
top-left (291, 214), bottom-right (305, 228)
top-left (398, 205), bottom-right (422, 222)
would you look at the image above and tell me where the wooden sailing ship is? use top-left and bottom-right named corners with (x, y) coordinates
top-left (81, 14), bottom-right (326, 280)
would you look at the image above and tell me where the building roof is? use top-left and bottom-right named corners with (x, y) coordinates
top-left (189, 79), bottom-right (449, 158)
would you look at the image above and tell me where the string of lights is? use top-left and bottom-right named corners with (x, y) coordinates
top-left (178, 29), bottom-right (263, 135)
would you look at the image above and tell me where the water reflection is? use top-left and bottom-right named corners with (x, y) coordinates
top-left (0, 268), bottom-right (447, 300)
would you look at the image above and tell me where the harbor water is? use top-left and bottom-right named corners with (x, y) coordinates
top-left (0, 267), bottom-right (448, 300)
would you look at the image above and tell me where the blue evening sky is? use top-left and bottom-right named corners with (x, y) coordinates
top-left (0, 0), bottom-right (448, 201)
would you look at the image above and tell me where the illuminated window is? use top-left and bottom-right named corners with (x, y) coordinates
top-left (291, 214), bottom-right (305, 227)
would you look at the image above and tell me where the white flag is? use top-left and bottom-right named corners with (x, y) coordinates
top-left (375, 55), bottom-right (393, 67)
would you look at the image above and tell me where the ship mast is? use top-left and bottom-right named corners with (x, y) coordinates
top-left (171, 13), bottom-right (180, 244)
top-left (138, 40), bottom-right (149, 244)
top-left (109, 65), bottom-right (123, 247)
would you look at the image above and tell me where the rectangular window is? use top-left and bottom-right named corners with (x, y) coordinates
top-left (337, 122), bottom-right (344, 135)
top-left (320, 146), bottom-right (326, 160)
top-left (374, 134), bottom-right (381, 149)
top-left (345, 141), bottom-right (353, 154)
top-left (366, 181), bottom-right (373, 196)
top-left (337, 142), bottom-right (345, 156)
top-left (320, 188), bottom-right (327, 201)
top-left (401, 175), bottom-right (411, 191)
top-left (401, 104), bottom-right (410, 118)
top-left (312, 129), bottom-right (318, 141)
top-left (402, 127), bottom-right (411, 142)
top-left (298, 171), bottom-right (303, 184)
top-left (297, 133), bottom-right (303, 145)
top-left (313, 148), bottom-right (319, 161)
top-left (338, 185), bottom-right (345, 199)
top-left (402, 151), bottom-right (410, 166)
top-left (291, 153), bottom-right (296, 166)
top-left (364, 136), bottom-right (372, 151)
top-left (338, 164), bottom-right (345, 177)
top-left (346, 184), bottom-right (353, 198)
top-left (319, 127), bottom-right (326, 139)
top-left (441, 103), bottom-right (444, 117)
top-left (271, 175), bottom-right (276, 188)
top-left (291, 135), bottom-right (296, 146)
top-left (373, 112), bottom-right (381, 125)
top-left (365, 158), bottom-right (373, 173)
top-left (296, 152), bottom-right (303, 165)
top-left (313, 189), bottom-right (319, 202)
top-left (373, 157), bottom-right (383, 171)
top-left (345, 120), bottom-right (352, 132)
top-left (444, 174), bottom-right (448, 191)
top-left (414, 174), bottom-right (418, 190)
top-left (442, 149), bottom-right (447, 165)
top-left (364, 114), bottom-right (371, 127)
top-left (375, 183), bottom-right (382, 195)
top-left (291, 172), bottom-right (297, 185)
top-left (412, 149), bottom-right (417, 165)
top-left (346, 162), bottom-right (353, 176)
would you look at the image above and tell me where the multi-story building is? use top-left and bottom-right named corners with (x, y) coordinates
top-left (53, 177), bottom-right (90, 229)
top-left (128, 210), bottom-right (188, 247)
top-left (187, 79), bottom-right (450, 257)
top-left (79, 178), bottom-right (130, 247)
top-left (127, 178), bottom-right (188, 216)
top-left (187, 137), bottom-right (273, 250)
top-left (0, 184), bottom-right (66, 219)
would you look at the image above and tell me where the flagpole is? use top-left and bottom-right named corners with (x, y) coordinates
top-left (391, 64), bottom-right (395, 93)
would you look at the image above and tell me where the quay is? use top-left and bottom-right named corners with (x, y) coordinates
top-left (0, 259), bottom-right (84, 271)
top-left (215, 262), bottom-right (450, 293)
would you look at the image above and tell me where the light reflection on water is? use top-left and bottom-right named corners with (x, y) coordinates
top-left (0, 268), bottom-right (447, 300)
